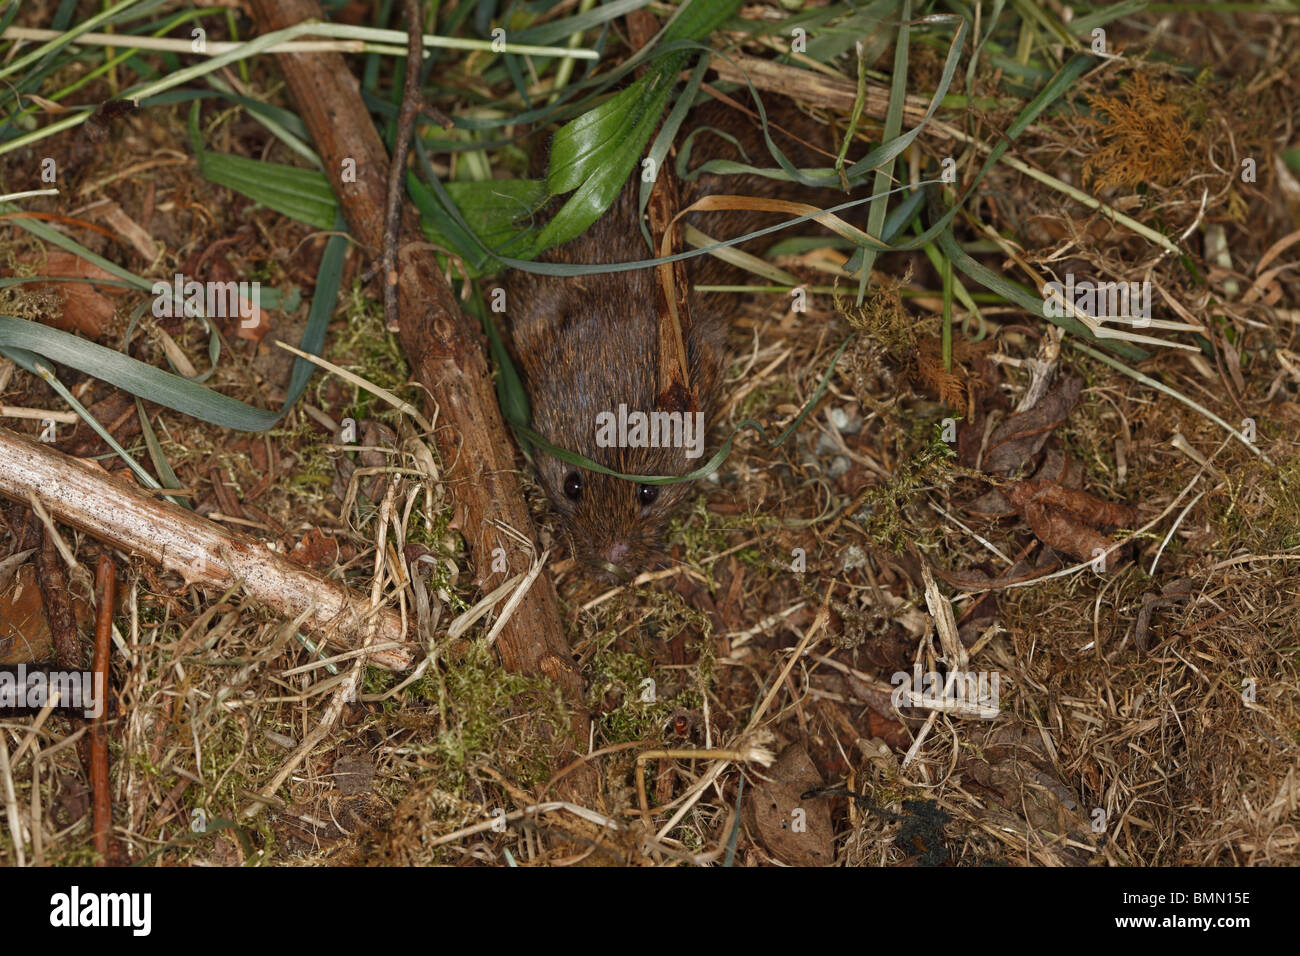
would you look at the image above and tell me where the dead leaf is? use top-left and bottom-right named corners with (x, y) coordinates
top-left (0, 565), bottom-right (54, 665)
top-left (289, 528), bottom-right (339, 570)
top-left (1019, 499), bottom-right (1115, 563)
top-left (746, 744), bottom-right (835, 866)
top-left (1006, 480), bottom-right (1136, 530)
top-left (18, 252), bottom-right (127, 338)
top-left (983, 375), bottom-right (1082, 474)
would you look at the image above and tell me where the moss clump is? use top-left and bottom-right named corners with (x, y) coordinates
top-left (585, 591), bottom-right (714, 743)
top-left (1082, 72), bottom-right (1197, 190)
top-left (328, 279), bottom-right (412, 423)
top-left (839, 280), bottom-right (914, 355)
top-left (1214, 452), bottom-right (1300, 552)
top-left (587, 648), bottom-right (703, 742)
top-left (426, 639), bottom-right (571, 790)
top-left (856, 434), bottom-right (956, 554)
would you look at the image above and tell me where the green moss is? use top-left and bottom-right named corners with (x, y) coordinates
top-left (328, 280), bottom-right (412, 424)
top-left (584, 590), bottom-right (714, 743)
top-left (1213, 452), bottom-right (1300, 552)
top-left (856, 434), bottom-right (956, 554)
top-left (587, 647), bottom-right (704, 743)
top-left (667, 494), bottom-right (730, 575)
top-left (427, 639), bottom-right (570, 789)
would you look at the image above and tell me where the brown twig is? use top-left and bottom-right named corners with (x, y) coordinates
top-left (248, 0), bottom-right (594, 802)
top-left (383, 0), bottom-right (424, 332)
top-left (91, 553), bottom-right (114, 863)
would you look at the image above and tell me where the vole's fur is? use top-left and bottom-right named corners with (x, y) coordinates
top-left (505, 96), bottom-right (842, 576)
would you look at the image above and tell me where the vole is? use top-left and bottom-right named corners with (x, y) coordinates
top-left (505, 95), bottom-right (844, 577)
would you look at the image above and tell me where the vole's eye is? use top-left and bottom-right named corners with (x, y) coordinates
top-left (638, 483), bottom-right (659, 507)
top-left (563, 471), bottom-right (583, 500)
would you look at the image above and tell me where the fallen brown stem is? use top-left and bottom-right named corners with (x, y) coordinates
top-left (91, 553), bottom-right (114, 864)
top-left (382, 0), bottom-right (423, 331)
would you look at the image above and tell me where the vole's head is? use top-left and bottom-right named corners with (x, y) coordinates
top-left (533, 436), bottom-right (703, 579)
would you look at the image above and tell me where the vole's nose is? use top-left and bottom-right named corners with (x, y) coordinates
top-left (602, 540), bottom-right (630, 568)
top-left (587, 540), bottom-right (635, 582)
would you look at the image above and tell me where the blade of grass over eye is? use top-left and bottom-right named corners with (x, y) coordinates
top-left (855, 0), bottom-right (910, 304)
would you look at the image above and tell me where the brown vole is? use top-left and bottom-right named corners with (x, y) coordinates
top-left (505, 95), bottom-right (843, 576)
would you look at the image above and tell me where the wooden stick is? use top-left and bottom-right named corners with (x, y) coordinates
top-left (247, 0), bottom-right (593, 796)
top-left (91, 553), bottom-right (114, 864)
top-left (0, 426), bottom-right (413, 670)
top-left (708, 53), bottom-right (932, 122)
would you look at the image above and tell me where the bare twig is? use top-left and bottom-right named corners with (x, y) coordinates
top-left (91, 553), bottom-right (115, 863)
top-left (0, 426), bottom-right (412, 669)
top-left (383, 0), bottom-right (424, 331)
